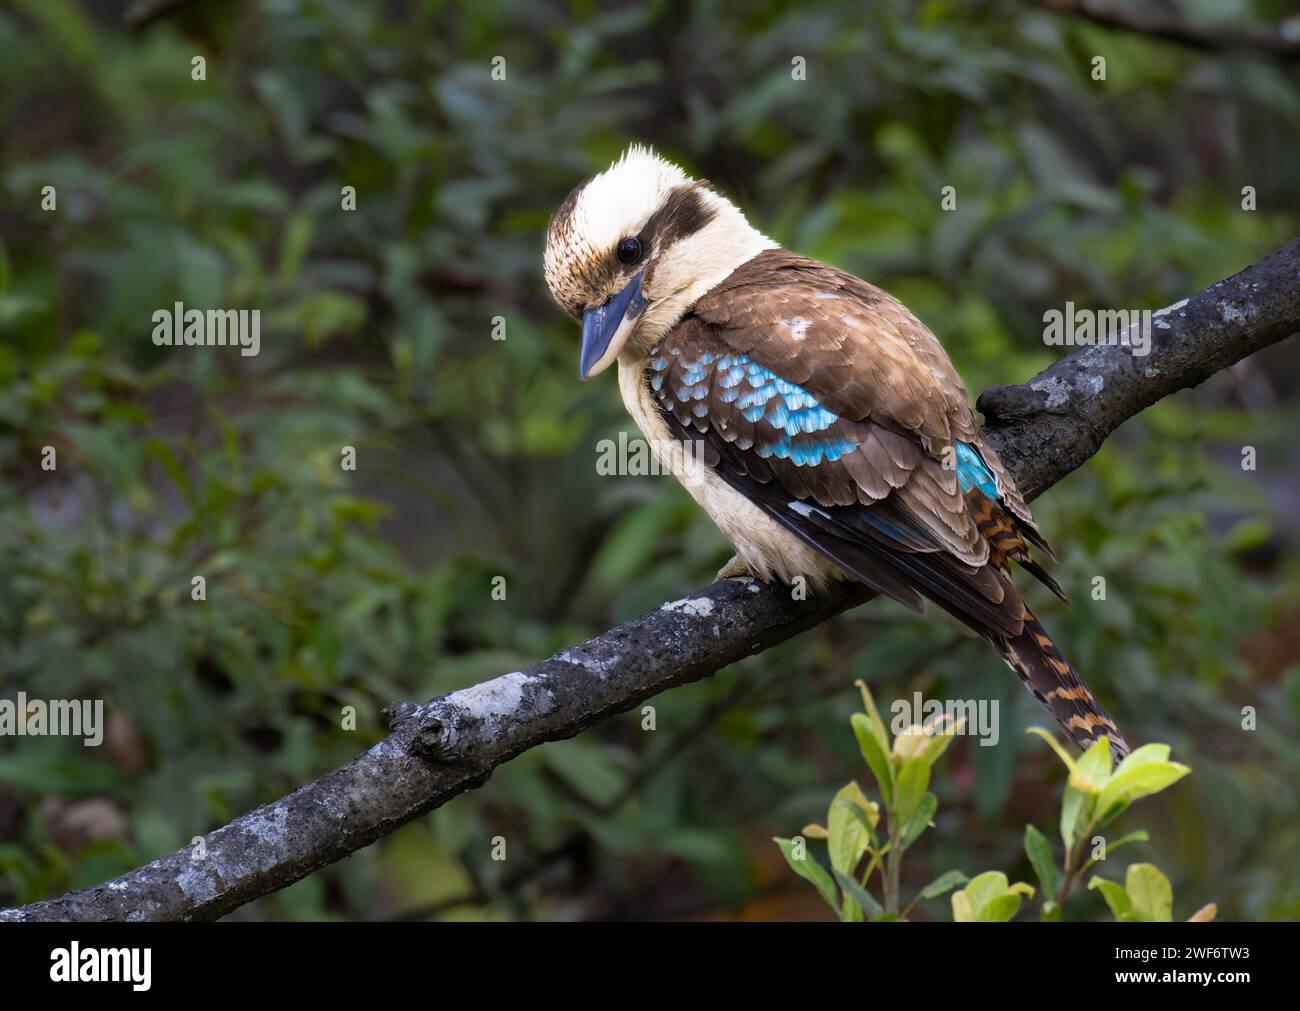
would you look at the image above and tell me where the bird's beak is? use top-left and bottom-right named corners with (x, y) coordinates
top-left (580, 270), bottom-right (646, 380)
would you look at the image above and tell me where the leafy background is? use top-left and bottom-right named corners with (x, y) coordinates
top-left (0, 0), bottom-right (1297, 920)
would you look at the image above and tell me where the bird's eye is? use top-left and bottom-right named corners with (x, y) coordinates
top-left (616, 236), bottom-right (643, 266)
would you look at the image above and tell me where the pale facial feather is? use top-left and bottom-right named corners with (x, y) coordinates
top-left (544, 146), bottom-right (777, 368)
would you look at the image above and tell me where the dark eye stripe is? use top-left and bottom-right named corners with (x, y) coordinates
top-left (639, 183), bottom-right (716, 249)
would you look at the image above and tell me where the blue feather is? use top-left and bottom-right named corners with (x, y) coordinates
top-left (652, 353), bottom-right (857, 465)
top-left (955, 441), bottom-right (999, 499)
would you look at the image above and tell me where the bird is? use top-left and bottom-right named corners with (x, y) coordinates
top-left (543, 145), bottom-right (1129, 760)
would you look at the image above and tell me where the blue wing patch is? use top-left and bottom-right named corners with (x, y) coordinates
top-left (654, 351), bottom-right (1002, 491)
top-left (955, 441), bottom-right (999, 500)
top-left (652, 353), bottom-right (857, 465)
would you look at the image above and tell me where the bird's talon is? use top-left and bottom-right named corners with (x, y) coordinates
top-left (714, 555), bottom-right (754, 582)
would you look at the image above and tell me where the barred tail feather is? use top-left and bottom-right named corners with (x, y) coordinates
top-left (995, 607), bottom-right (1130, 762)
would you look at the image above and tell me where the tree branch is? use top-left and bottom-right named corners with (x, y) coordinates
top-left (978, 237), bottom-right (1300, 499)
top-left (1037, 0), bottom-right (1300, 60)
top-left (3, 240), bottom-right (1296, 922)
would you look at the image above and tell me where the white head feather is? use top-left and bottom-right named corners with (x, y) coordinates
top-left (544, 145), bottom-right (776, 371)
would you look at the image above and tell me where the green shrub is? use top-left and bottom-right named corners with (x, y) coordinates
top-left (776, 682), bottom-right (1208, 922)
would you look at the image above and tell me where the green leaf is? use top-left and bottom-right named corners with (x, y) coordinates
top-left (963, 871), bottom-right (1011, 913)
top-left (827, 781), bottom-right (872, 875)
top-left (855, 680), bottom-right (891, 755)
top-left (952, 871), bottom-right (1033, 922)
top-left (917, 718), bottom-right (963, 768)
top-left (277, 211), bottom-right (315, 283)
top-left (1096, 762), bottom-right (1190, 825)
top-left (656, 828), bottom-right (733, 867)
top-left (1069, 736), bottom-right (1113, 794)
top-left (899, 791), bottom-right (937, 849)
top-left (1082, 829), bottom-right (1150, 874)
top-left (0, 753), bottom-right (121, 794)
top-left (915, 869), bottom-right (968, 902)
top-left (893, 758), bottom-right (930, 828)
top-left (1126, 863), bottom-right (1173, 922)
top-left (833, 868), bottom-right (884, 921)
top-left (1060, 781), bottom-right (1090, 852)
top-left (852, 713), bottom-right (894, 807)
top-left (1088, 875), bottom-right (1134, 921)
top-left (978, 892), bottom-right (1024, 922)
top-left (844, 796), bottom-right (880, 849)
top-left (1103, 829), bottom-right (1150, 855)
top-left (1025, 726), bottom-right (1077, 772)
top-left (1040, 900), bottom-right (1062, 922)
top-left (1113, 743), bottom-right (1172, 773)
top-left (543, 740), bottom-right (626, 806)
top-left (774, 837), bottom-right (840, 912)
top-left (1024, 824), bottom-right (1058, 898)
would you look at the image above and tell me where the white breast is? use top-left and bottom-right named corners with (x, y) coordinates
top-left (616, 357), bottom-right (844, 590)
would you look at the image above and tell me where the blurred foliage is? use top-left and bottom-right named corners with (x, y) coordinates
top-left (776, 686), bottom-right (1196, 922)
top-left (0, 0), bottom-right (1297, 920)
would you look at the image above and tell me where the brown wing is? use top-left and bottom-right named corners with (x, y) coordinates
top-left (647, 252), bottom-right (1128, 756)
top-left (651, 312), bottom-right (1024, 636)
top-left (686, 249), bottom-right (1049, 562)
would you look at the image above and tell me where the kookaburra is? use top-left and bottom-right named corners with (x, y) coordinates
top-left (543, 145), bottom-right (1128, 758)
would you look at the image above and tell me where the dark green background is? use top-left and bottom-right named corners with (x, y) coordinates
top-left (0, 0), bottom-right (1297, 920)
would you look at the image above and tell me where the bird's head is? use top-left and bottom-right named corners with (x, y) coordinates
top-left (544, 145), bottom-right (775, 380)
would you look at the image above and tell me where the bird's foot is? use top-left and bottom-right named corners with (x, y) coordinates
top-left (714, 554), bottom-right (756, 583)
